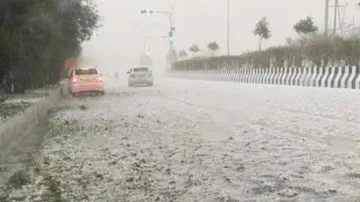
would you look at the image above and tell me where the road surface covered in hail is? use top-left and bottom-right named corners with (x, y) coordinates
top-left (4, 75), bottom-right (360, 202)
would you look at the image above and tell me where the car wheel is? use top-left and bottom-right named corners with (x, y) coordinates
top-left (100, 91), bottom-right (105, 96)
top-left (71, 92), bottom-right (77, 97)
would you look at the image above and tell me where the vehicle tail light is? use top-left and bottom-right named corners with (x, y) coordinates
top-left (72, 77), bottom-right (78, 83)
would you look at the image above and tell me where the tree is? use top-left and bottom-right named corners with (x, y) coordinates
top-left (293, 16), bottom-right (318, 62)
top-left (253, 17), bottom-right (271, 51)
top-left (293, 16), bottom-right (318, 35)
top-left (0, 0), bottom-right (100, 95)
top-left (178, 50), bottom-right (188, 60)
top-left (207, 41), bottom-right (219, 56)
top-left (189, 44), bottom-right (200, 58)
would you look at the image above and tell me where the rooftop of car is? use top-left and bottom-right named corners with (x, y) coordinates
top-left (76, 66), bottom-right (97, 69)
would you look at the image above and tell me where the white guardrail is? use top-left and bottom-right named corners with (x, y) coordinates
top-left (0, 86), bottom-right (62, 151)
top-left (167, 66), bottom-right (360, 89)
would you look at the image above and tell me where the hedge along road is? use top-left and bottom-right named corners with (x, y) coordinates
top-left (3, 77), bottom-right (360, 201)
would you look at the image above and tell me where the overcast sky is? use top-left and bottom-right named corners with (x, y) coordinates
top-left (82, 0), bottom-right (360, 72)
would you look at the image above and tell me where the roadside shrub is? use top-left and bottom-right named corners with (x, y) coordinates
top-left (172, 35), bottom-right (360, 71)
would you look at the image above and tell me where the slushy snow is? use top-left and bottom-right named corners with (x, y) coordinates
top-left (2, 78), bottom-right (360, 201)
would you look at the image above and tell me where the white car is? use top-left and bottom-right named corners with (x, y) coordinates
top-left (127, 66), bottom-right (153, 87)
top-left (67, 66), bottom-right (105, 96)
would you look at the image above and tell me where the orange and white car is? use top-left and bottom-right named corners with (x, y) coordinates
top-left (67, 66), bottom-right (105, 96)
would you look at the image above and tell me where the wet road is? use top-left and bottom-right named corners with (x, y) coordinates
top-left (3, 76), bottom-right (360, 201)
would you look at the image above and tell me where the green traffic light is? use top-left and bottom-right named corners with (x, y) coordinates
top-left (168, 31), bottom-right (174, 43)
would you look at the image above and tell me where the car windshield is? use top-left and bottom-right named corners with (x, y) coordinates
top-left (133, 67), bottom-right (149, 72)
top-left (75, 68), bottom-right (98, 75)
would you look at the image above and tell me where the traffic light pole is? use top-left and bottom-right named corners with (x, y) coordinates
top-left (140, 9), bottom-right (174, 72)
top-left (152, 11), bottom-right (173, 71)
top-left (168, 11), bottom-right (173, 72)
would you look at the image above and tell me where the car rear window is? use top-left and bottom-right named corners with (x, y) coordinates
top-left (75, 68), bottom-right (98, 75)
top-left (133, 67), bottom-right (149, 72)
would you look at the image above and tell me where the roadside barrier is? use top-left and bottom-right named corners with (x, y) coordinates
top-left (0, 87), bottom-right (62, 151)
top-left (167, 66), bottom-right (360, 89)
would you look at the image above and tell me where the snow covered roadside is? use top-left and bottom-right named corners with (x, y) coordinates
top-left (0, 85), bottom-right (62, 200)
top-left (0, 86), bottom-right (57, 124)
top-left (2, 83), bottom-right (360, 201)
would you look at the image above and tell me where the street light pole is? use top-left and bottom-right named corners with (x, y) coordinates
top-left (131, 22), bottom-right (158, 53)
top-left (334, 0), bottom-right (338, 35)
top-left (131, 23), bottom-right (146, 52)
top-left (325, 0), bottom-right (329, 36)
top-left (227, 0), bottom-right (230, 56)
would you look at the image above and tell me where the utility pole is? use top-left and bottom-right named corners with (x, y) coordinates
top-left (340, 2), bottom-right (349, 35)
top-left (325, 0), bottom-right (329, 36)
top-left (227, 0), bottom-right (230, 55)
top-left (339, 5), bottom-right (343, 34)
top-left (352, 17), bottom-right (355, 35)
top-left (334, 0), bottom-right (338, 35)
top-left (329, 0), bottom-right (347, 36)
top-left (343, 18), bottom-right (354, 36)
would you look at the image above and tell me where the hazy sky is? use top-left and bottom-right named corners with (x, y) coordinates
top-left (82, 0), bottom-right (360, 72)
